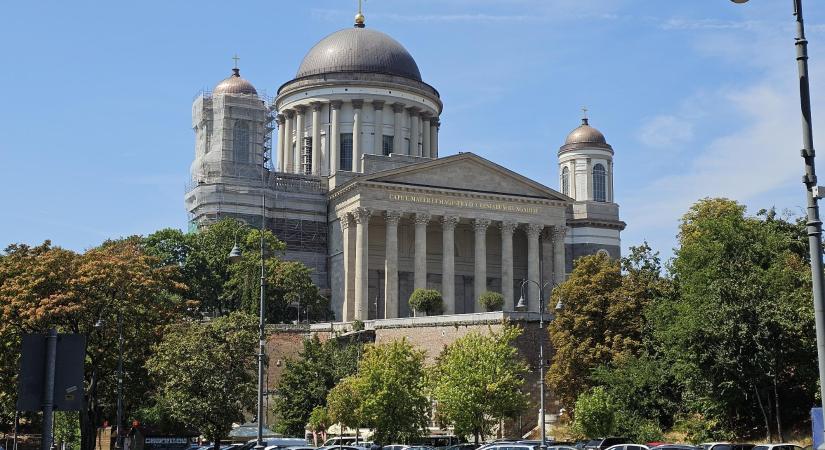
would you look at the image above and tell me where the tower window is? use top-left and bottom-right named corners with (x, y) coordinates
top-left (340, 133), bottom-right (353, 171)
top-left (382, 135), bottom-right (394, 156)
top-left (561, 166), bottom-right (570, 196)
top-left (233, 121), bottom-right (250, 163)
top-left (593, 163), bottom-right (606, 202)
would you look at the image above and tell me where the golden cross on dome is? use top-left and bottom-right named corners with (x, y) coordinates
top-left (232, 54), bottom-right (240, 69)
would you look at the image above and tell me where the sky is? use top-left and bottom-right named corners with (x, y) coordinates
top-left (2, 0), bottom-right (825, 263)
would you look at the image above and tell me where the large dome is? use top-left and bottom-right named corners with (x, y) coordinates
top-left (296, 27), bottom-right (422, 81)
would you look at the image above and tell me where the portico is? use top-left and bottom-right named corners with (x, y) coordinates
top-left (329, 153), bottom-right (570, 321)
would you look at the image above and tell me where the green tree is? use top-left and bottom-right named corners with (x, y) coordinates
top-left (146, 312), bottom-right (258, 450)
top-left (326, 376), bottom-right (364, 433)
top-left (307, 406), bottom-right (330, 446)
top-left (651, 199), bottom-right (816, 437)
top-left (273, 336), bottom-right (361, 436)
top-left (430, 326), bottom-right (528, 443)
top-left (547, 252), bottom-right (650, 408)
top-left (0, 239), bottom-right (189, 450)
top-left (145, 219), bottom-right (332, 323)
top-left (330, 339), bottom-right (430, 443)
top-left (478, 291), bottom-right (505, 312)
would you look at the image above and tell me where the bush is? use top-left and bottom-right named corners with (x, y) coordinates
top-left (408, 288), bottom-right (443, 315)
top-left (479, 291), bottom-right (504, 311)
top-left (571, 386), bottom-right (617, 439)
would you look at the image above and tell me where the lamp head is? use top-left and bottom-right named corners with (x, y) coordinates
top-left (228, 243), bottom-right (243, 263)
top-left (516, 296), bottom-right (527, 310)
top-left (555, 299), bottom-right (564, 311)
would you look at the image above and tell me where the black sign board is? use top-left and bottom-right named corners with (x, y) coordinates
top-left (17, 333), bottom-right (86, 411)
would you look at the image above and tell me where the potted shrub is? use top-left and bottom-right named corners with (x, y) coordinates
top-left (479, 291), bottom-right (505, 312)
top-left (408, 288), bottom-right (443, 316)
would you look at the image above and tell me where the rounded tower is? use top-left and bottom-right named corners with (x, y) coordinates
top-left (274, 13), bottom-right (443, 179)
top-left (187, 64), bottom-right (270, 226)
top-left (558, 112), bottom-right (625, 265)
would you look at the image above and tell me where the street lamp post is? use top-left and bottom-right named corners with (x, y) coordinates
top-left (516, 280), bottom-right (559, 450)
top-left (228, 184), bottom-right (267, 450)
top-left (731, 0), bottom-right (825, 433)
top-left (115, 311), bottom-right (124, 450)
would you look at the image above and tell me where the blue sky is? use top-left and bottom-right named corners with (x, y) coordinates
top-left (2, 0), bottom-right (825, 262)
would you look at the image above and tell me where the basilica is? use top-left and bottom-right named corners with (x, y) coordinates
top-left (184, 12), bottom-right (625, 323)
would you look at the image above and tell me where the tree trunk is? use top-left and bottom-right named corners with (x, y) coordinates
top-left (774, 378), bottom-right (783, 442)
top-left (754, 384), bottom-right (772, 443)
top-left (80, 368), bottom-right (100, 450)
top-left (213, 438), bottom-right (221, 450)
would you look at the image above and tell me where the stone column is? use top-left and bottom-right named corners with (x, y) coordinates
top-left (276, 114), bottom-right (285, 172)
top-left (310, 102), bottom-right (322, 176)
top-left (373, 101), bottom-right (384, 156)
top-left (473, 219), bottom-right (490, 305)
top-left (586, 158), bottom-right (593, 201)
top-left (408, 107), bottom-right (420, 156)
top-left (384, 210), bottom-right (401, 319)
top-left (393, 103), bottom-right (405, 155)
top-left (431, 118), bottom-right (440, 158)
top-left (552, 225), bottom-right (567, 285)
top-left (283, 110), bottom-right (294, 173)
top-left (422, 114), bottom-right (431, 158)
top-left (526, 224), bottom-right (544, 312)
top-left (352, 99), bottom-right (363, 172)
top-left (413, 213), bottom-right (430, 290)
top-left (294, 106), bottom-right (306, 174)
top-left (330, 101), bottom-right (342, 175)
top-left (339, 214), bottom-right (355, 321)
top-left (442, 216), bottom-right (459, 315)
top-left (500, 221), bottom-right (516, 310)
top-left (570, 160), bottom-right (577, 199)
top-left (353, 207), bottom-right (371, 320)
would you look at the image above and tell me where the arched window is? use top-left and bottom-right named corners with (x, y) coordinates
top-left (233, 121), bottom-right (250, 163)
top-left (561, 166), bottom-right (570, 196)
top-left (593, 163), bottom-right (606, 202)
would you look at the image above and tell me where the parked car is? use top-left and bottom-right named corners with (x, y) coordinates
top-left (605, 444), bottom-right (649, 450)
top-left (324, 438), bottom-right (365, 447)
top-left (444, 444), bottom-right (478, 450)
top-left (584, 439), bottom-right (632, 450)
top-left (547, 446), bottom-right (578, 450)
top-left (753, 445), bottom-right (803, 450)
top-left (701, 443), bottom-right (755, 450)
top-left (651, 446), bottom-right (700, 450)
top-left (317, 446), bottom-right (366, 450)
top-left (481, 443), bottom-right (540, 450)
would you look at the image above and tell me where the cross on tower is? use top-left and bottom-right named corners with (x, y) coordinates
top-left (232, 54), bottom-right (240, 69)
top-left (581, 106), bottom-right (588, 120)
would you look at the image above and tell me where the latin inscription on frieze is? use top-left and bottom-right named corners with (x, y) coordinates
top-left (389, 193), bottom-right (538, 214)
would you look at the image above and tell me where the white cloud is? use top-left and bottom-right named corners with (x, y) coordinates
top-left (638, 115), bottom-right (695, 149)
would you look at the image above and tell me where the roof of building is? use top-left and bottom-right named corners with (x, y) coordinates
top-left (295, 27), bottom-right (422, 81)
top-left (214, 68), bottom-right (258, 96)
top-left (565, 118), bottom-right (607, 145)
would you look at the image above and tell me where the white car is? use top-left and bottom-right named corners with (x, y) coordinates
top-left (606, 445), bottom-right (649, 450)
top-left (752, 445), bottom-right (802, 450)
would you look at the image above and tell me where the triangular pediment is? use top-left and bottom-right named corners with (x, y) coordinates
top-left (361, 153), bottom-right (571, 201)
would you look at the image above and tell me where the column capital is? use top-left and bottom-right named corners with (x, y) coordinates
top-left (442, 215), bottom-right (460, 231)
top-left (330, 100), bottom-right (343, 110)
top-left (552, 225), bottom-right (568, 240)
top-left (406, 106), bottom-right (420, 114)
top-left (414, 212), bottom-right (431, 225)
top-left (310, 101), bottom-right (323, 112)
top-left (500, 221), bottom-right (517, 235)
top-left (339, 213), bottom-right (352, 230)
top-left (473, 218), bottom-right (491, 233)
top-left (526, 223), bottom-right (544, 239)
top-left (294, 105), bottom-right (307, 114)
top-left (276, 114), bottom-right (285, 124)
top-left (421, 112), bottom-right (432, 120)
top-left (372, 100), bottom-right (385, 110)
top-left (392, 102), bottom-right (406, 113)
top-left (353, 207), bottom-right (372, 224)
top-left (352, 99), bottom-right (364, 109)
top-left (384, 210), bottom-right (402, 225)
top-left (284, 109), bottom-right (295, 118)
